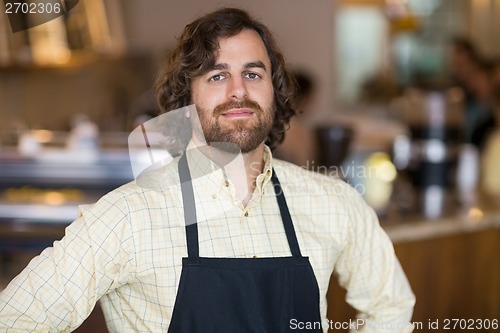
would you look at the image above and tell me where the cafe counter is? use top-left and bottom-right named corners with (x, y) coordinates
top-left (328, 202), bottom-right (500, 332)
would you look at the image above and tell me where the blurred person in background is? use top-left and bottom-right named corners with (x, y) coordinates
top-left (465, 59), bottom-right (496, 148)
top-left (274, 70), bottom-right (318, 168)
top-left (449, 36), bottom-right (496, 149)
top-left (449, 36), bottom-right (480, 98)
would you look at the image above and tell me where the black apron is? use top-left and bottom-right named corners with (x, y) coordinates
top-left (168, 154), bottom-right (322, 332)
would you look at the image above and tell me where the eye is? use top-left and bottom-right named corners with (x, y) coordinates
top-left (244, 72), bottom-right (261, 80)
top-left (209, 73), bottom-right (226, 82)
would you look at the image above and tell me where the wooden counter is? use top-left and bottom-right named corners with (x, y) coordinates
top-left (327, 210), bottom-right (500, 332)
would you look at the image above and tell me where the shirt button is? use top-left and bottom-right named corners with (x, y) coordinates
top-left (244, 211), bottom-right (249, 217)
top-left (212, 193), bottom-right (217, 199)
top-left (224, 181), bottom-right (230, 187)
top-left (252, 255), bottom-right (258, 258)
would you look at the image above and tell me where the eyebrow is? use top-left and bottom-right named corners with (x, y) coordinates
top-left (212, 61), bottom-right (267, 71)
top-left (244, 61), bottom-right (267, 71)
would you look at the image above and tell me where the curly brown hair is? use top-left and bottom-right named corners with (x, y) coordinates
top-left (154, 7), bottom-right (297, 150)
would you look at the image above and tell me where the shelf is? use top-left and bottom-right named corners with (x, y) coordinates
top-left (0, 52), bottom-right (146, 74)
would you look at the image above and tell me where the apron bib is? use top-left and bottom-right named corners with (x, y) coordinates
top-left (168, 154), bottom-right (322, 332)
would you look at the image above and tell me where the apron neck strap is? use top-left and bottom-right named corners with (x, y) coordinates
top-left (270, 169), bottom-right (303, 258)
top-left (178, 153), bottom-right (303, 259)
top-left (179, 153), bottom-right (199, 259)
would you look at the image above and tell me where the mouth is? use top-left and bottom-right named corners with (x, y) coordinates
top-left (220, 108), bottom-right (255, 118)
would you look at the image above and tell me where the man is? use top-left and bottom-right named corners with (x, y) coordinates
top-left (0, 8), bottom-right (415, 332)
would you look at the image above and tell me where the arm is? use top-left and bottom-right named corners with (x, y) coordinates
top-left (0, 194), bottom-right (135, 332)
top-left (334, 191), bottom-right (415, 333)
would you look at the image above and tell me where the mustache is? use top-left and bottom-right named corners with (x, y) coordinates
top-left (213, 99), bottom-right (262, 115)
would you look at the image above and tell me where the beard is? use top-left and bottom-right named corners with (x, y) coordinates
top-left (196, 99), bottom-right (274, 154)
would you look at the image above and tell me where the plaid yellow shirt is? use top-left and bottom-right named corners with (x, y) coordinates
top-left (0, 146), bottom-right (415, 332)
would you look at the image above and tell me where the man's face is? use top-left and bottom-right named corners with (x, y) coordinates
top-left (191, 29), bottom-right (275, 153)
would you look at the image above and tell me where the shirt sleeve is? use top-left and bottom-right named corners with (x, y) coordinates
top-left (0, 193), bottom-right (136, 332)
top-left (333, 189), bottom-right (416, 333)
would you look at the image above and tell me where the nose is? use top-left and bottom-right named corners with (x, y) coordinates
top-left (227, 76), bottom-right (248, 101)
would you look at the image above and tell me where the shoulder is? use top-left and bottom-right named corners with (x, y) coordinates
top-left (80, 159), bottom-right (181, 220)
top-left (271, 158), bottom-right (377, 232)
top-left (272, 158), bottom-right (361, 200)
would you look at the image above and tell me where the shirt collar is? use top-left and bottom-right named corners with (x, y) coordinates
top-left (184, 141), bottom-right (274, 197)
top-left (255, 145), bottom-right (273, 195)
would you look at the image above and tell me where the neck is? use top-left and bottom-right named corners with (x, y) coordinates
top-left (194, 141), bottom-right (265, 207)
top-left (226, 143), bottom-right (265, 206)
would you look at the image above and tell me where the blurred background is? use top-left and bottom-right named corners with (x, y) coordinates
top-left (1, 0), bottom-right (499, 332)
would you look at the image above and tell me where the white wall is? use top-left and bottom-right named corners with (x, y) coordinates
top-left (120, 0), bottom-right (336, 121)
